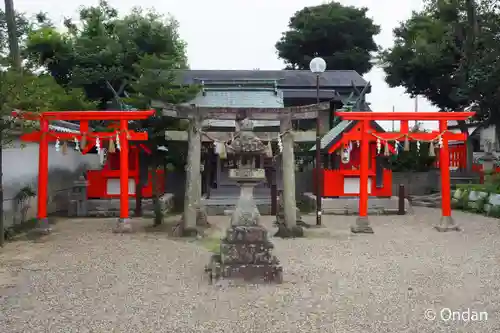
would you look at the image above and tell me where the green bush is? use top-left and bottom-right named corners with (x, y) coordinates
top-left (489, 205), bottom-right (500, 218)
top-left (456, 184), bottom-right (500, 194)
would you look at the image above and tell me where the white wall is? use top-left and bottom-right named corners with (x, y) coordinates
top-left (2, 140), bottom-right (100, 227)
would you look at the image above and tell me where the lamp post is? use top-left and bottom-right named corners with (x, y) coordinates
top-left (309, 57), bottom-right (326, 226)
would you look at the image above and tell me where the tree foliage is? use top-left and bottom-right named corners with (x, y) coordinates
top-left (25, 0), bottom-right (189, 107)
top-left (126, 54), bottom-right (198, 170)
top-left (275, 1), bottom-right (380, 74)
top-left (0, 8), bottom-right (30, 63)
top-left (380, 0), bottom-right (500, 125)
top-left (0, 69), bottom-right (97, 145)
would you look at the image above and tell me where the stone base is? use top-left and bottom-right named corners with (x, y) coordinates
top-left (196, 207), bottom-right (209, 227)
top-left (112, 218), bottom-right (133, 233)
top-left (351, 216), bottom-right (374, 234)
top-left (34, 218), bottom-right (52, 235)
top-left (207, 256), bottom-right (283, 284)
top-left (434, 216), bottom-right (460, 232)
top-left (206, 224), bottom-right (283, 284)
top-left (87, 193), bottom-right (174, 217)
top-left (274, 224), bottom-right (304, 238)
top-left (172, 223), bottom-right (198, 237)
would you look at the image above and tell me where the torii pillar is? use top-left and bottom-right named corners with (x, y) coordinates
top-left (13, 110), bottom-right (154, 234)
top-left (337, 111), bottom-right (474, 233)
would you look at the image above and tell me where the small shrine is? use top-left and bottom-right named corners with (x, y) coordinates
top-left (86, 139), bottom-right (165, 200)
top-left (312, 119), bottom-right (395, 197)
top-left (206, 117), bottom-right (283, 283)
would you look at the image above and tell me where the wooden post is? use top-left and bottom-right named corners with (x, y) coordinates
top-left (351, 119), bottom-right (373, 233)
top-left (280, 113), bottom-right (298, 232)
top-left (435, 119), bottom-right (459, 231)
top-left (119, 120), bottom-right (129, 219)
top-left (113, 119), bottom-right (133, 232)
top-left (36, 118), bottom-right (51, 233)
top-left (270, 165), bottom-right (278, 215)
top-left (398, 184), bottom-right (405, 215)
top-left (181, 109), bottom-right (202, 234)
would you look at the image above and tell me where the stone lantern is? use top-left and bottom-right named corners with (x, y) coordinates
top-left (205, 117), bottom-right (283, 284)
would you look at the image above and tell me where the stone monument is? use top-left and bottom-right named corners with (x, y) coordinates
top-left (205, 116), bottom-right (283, 284)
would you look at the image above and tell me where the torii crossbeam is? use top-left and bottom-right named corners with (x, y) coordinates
top-left (336, 111), bottom-right (475, 233)
top-left (12, 110), bottom-right (155, 233)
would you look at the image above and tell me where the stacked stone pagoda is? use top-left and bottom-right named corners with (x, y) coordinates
top-left (205, 116), bottom-right (283, 284)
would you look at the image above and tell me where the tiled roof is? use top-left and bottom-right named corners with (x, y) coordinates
top-left (191, 89), bottom-right (283, 108)
top-left (310, 120), bottom-right (386, 151)
top-left (193, 89), bottom-right (284, 128)
top-left (309, 120), bottom-right (354, 151)
top-left (174, 70), bottom-right (367, 88)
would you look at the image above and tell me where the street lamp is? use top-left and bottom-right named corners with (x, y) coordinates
top-left (309, 57), bottom-right (326, 226)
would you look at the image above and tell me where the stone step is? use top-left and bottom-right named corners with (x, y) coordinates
top-left (202, 200), bottom-right (272, 216)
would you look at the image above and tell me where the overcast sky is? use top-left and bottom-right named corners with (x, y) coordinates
top-left (10, 0), bottom-right (439, 128)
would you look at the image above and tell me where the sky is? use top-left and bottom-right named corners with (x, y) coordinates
top-left (8, 0), bottom-right (439, 129)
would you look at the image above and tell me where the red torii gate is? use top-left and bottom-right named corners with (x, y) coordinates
top-left (336, 111), bottom-right (475, 233)
top-left (12, 110), bottom-right (155, 232)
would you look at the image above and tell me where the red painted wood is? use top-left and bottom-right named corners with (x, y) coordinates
top-left (336, 112), bottom-right (475, 121)
top-left (20, 131), bottom-right (148, 142)
top-left (37, 119), bottom-right (49, 220)
top-left (119, 120), bottom-right (129, 218)
top-left (439, 120), bottom-right (452, 217)
top-left (343, 131), bottom-right (468, 142)
top-left (434, 145), bottom-right (467, 168)
top-left (335, 111), bottom-right (474, 221)
top-left (18, 109), bottom-right (154, 222)
top-left (13, 110), bottom-right (155, 121)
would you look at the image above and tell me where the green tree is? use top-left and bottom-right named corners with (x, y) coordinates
top-left (275, 1), bottom-right (380, 74)
top-left (126, 54), bottom-right (198, 225)
top-left (380, 0), bottom-right (500, 135)
top-left (22, 1), bottom-right (196, 226)
top-left (0, 70), bottom-right (96, 246)
top-left (25, 0), bottom-right (188, 107)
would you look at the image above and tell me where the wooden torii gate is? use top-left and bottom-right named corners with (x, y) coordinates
top-left (337, 111), bottom-right (475, 233)
top-left (12, 110), bottom-right (155, 233)
top-left (159, 102), bottom-right (330, 236)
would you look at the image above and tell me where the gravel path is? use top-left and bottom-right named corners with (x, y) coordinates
top-left (1, 208), bottom-right (499, 332)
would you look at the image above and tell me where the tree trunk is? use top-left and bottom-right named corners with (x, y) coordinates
top-left (152, 154), bottom-right (163, 226)
top-left (0, 129), bottom-right (4, 247)
top-left (4, 0), bottom-right (21, 70)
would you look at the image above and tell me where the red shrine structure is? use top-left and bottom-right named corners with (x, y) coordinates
top-left (316, 120), bottom-right (396, 197)
top-left (335, 111), bottom-right (474, 233)
top-left (13, 109), bottom-right (155, 231)
top-left (86, 122), bottom-right (165, 199)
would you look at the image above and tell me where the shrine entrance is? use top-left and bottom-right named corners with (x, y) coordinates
top-left (12, 109), bottom-right (155, 233)
top-left (336, 111), bottom-right (474, 233)
top-left (161, 102), bottom-right (329, 235)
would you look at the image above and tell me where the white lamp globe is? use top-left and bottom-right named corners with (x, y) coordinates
top-left (309, 57), bottom-right (326, 73)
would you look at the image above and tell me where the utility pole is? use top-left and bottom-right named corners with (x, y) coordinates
top-left (4, 0), bottom-right (22, 70)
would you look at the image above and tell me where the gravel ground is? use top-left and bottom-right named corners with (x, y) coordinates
top-left (1, 207), bottom-right (500, 333)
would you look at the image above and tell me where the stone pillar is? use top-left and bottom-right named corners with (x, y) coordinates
top-left (68, 176), bottom-right (88, 217)
top-left (276, 113), bottom-right (303, 237)
top-left (179, 109), bottom-right (202, 236)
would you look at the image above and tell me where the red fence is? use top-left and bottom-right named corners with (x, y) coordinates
top-left (434, 145), bottom-right (467, 169)
top-left (434, 144), bottom-right (500, 183)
